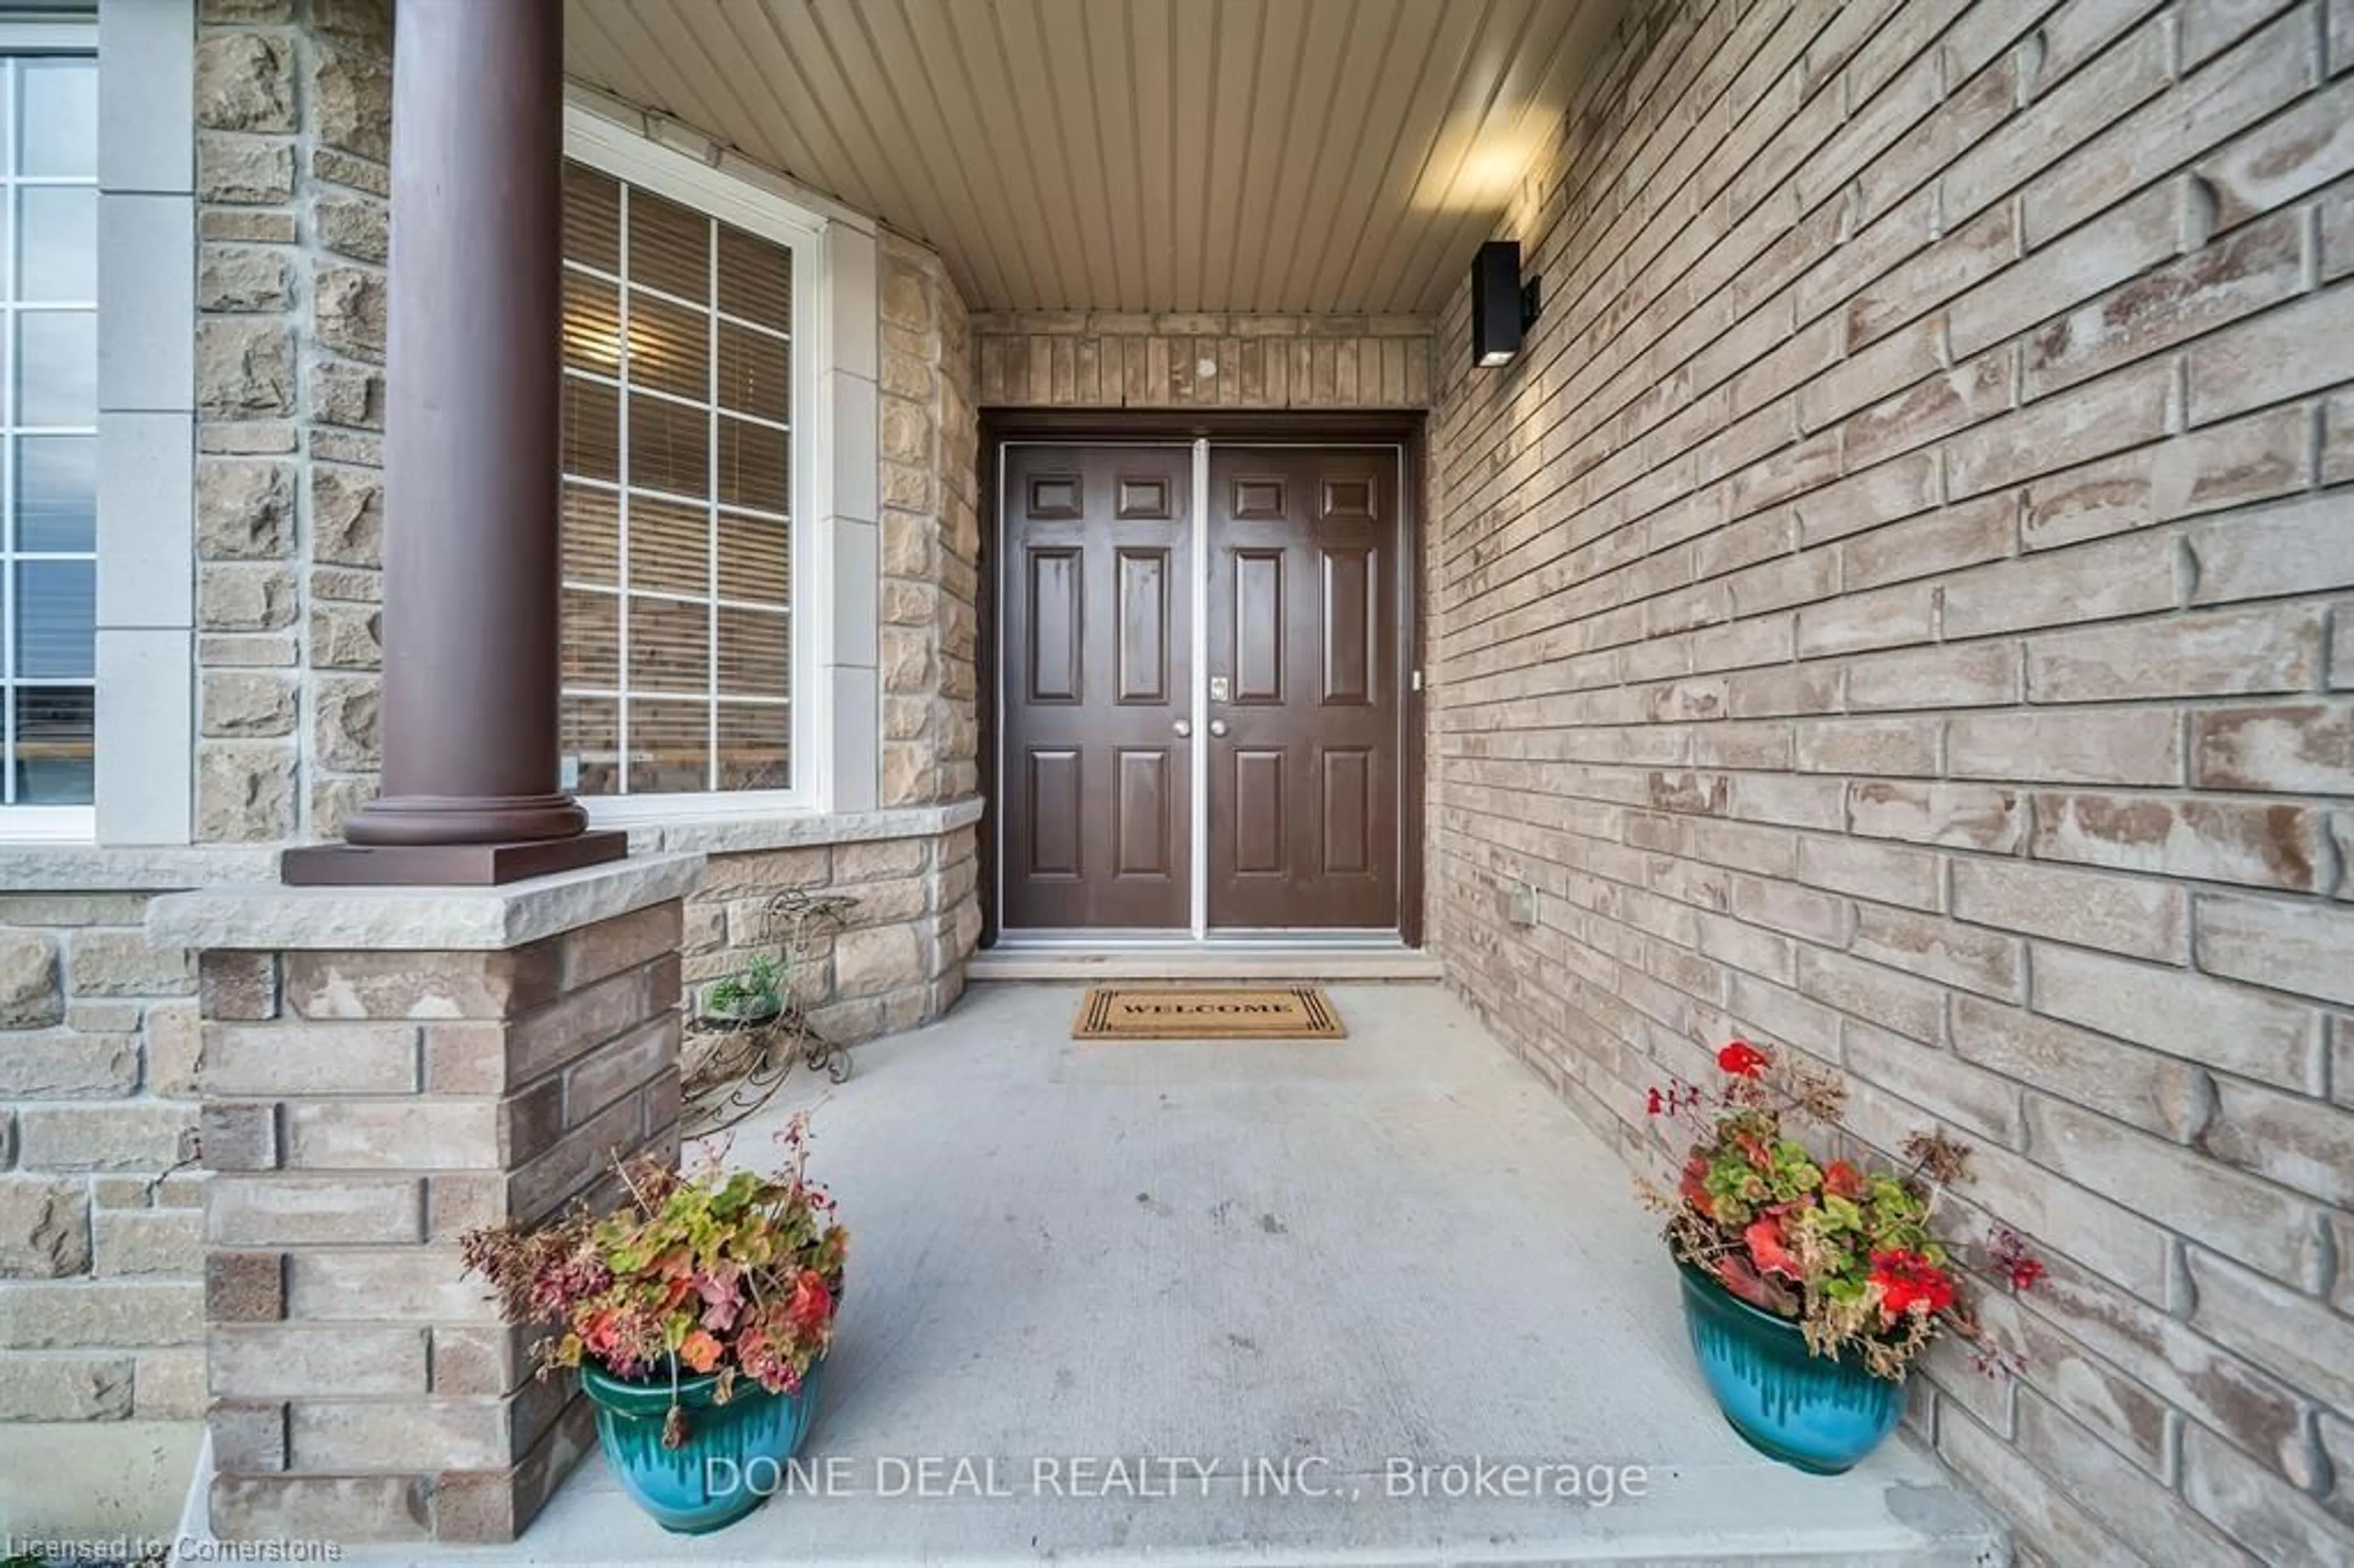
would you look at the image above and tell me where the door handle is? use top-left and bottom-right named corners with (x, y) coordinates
top-left (1173, 718), bottom-right (1192, 738)
top-left (1208, 719), bottom-right (1228, 738)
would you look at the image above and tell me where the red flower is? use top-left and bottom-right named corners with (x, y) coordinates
top-left (1745, 1215), bottom-right (1803, 1281)
top-left (1822, 1159), bottom-right (1864, 1200)
top-left (1646, 1086), bottom-right (1665, 1116)
top-left (785, 1269), bottom-right (834, 1338)
top-left (2004, 1255), bottom-right (2046, 1292)
top-left (1717, 1040), bottom-right (1769, 1079)
top-left (1870, 1249), bottom-right (1955, 1320)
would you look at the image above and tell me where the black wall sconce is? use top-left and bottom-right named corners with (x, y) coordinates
top-left (1471, 239), bottom-right (1542, 368)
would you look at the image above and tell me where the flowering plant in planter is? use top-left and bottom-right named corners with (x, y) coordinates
top-left (1640, 1041), bottom-right (2041, 1472)
top-left (460, 1117), bottom-right (846, 1532)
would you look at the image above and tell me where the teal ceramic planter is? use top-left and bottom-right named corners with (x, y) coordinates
top-left (1675, 1257), bottom-right (1904, 1475)
top-left (579, 1357), bottom-right (825, 1534)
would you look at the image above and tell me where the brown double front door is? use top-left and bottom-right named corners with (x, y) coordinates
top-left (998, 441), bottom-right (1402, 934)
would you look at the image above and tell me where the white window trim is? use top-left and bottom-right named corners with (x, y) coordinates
top-left (0, 13), bottom-right (101, 845)
top-left (563, 108), bottom-right (828, 823)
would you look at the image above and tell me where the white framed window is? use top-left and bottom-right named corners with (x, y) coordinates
top-left (558, 111), bottom-right (823, 820)
top-left (0, 25), bottom-right (97, 842)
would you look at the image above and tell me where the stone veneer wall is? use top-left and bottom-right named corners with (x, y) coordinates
top-left (881, 233), bottom-right (983, 810)
top-left (657, 816), bottom-right (982, 1047)
top-left (0, 893), bottom-right (206, 1432)
top-left (972, 312), bottom-right (1434, 408)
top-left (1429, 2), bottom-right (2353, 1564)
top-left (193, 0), bottom-right (390, 844)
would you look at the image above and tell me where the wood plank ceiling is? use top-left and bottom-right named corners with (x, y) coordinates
top-left (565, 0), bottom-right (1613, 316)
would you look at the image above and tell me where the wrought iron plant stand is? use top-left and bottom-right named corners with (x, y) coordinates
top-left (679, 888), bottom-right (858, 1138)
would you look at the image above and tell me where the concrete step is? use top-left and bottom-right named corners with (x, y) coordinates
top-left (968, 944), bottom-right (1445, 981)
top-left (356, 1443), bottom-right (2005, 1566)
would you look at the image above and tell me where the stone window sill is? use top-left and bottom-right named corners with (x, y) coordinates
top-left (627, 797), bottom-right (983, 856)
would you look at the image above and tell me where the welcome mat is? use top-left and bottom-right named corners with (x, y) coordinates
top-left (1073, 986), bottom-right (1346, 1041)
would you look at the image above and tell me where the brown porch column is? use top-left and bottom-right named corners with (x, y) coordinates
top-left (288, 0), bottom-right (622, 886)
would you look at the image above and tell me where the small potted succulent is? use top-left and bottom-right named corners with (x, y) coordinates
top-left (1640, 1041), bottom-right (2041, 1474)
top-left (460, 1117), bottom-right (845, 1534)
top-left (701, 954), bottom-right (784, 1029)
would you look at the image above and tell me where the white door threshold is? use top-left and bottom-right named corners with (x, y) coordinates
top-left (968, 939), bottom-right (1442, 983)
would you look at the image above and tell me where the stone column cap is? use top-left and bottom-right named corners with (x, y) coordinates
top-left (148, 853), bottom-right (706, 952)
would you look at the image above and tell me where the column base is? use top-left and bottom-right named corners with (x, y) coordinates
top-left (280, 831), bottom-right (628, 887)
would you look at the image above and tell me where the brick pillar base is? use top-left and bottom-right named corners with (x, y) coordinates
top-left (149, 855), bottom-right (703, 1545)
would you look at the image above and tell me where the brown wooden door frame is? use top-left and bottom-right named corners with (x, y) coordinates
top-left (977, 409), bottom-right (1428, 948)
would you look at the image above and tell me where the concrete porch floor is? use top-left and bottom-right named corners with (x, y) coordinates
top-left (364, 982), bottom-right (2007, 1566)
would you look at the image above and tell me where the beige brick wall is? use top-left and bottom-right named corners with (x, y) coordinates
top-left (973, 311), bottom-right (1434, 408)
top-left (1428, 2), bottom-right (2352, 1562)
top-left (193, 903), bottom-right (684, 1541)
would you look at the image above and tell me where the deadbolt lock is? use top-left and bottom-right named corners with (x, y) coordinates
top-left (1209, 676), bottom-right (1231, 702)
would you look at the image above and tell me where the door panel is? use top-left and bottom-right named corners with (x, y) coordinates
top-left (1205, 447), bottom-right (1400, 929)
top-left (999, 446), bottom-right (1193, 929)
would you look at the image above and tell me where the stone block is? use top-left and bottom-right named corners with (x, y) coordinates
top-left (69, 930), bottom-right (196, 998)
top-left (0, 1179), bottom-right (93, 1278)
top-left (285, 945), bottom-right (558, 1023)
top-left (205, 1249), bottom-right (284, 1323)
top-left (278, 1100), bottom-right (501, 1171)
top-left (200, 1101), bottom-right (279, 1171)
top-left (0, 1029), bottom-right (139, 1097)
top-left (211, 1325), bottom-right (427, 1399)
top-left (310, 464), bottom-right (384, 567)
top-left (200, 951), bottom-right (280, 1021)
top-left (200, 670), bottom-right (297, 737)
top-left (0, 1279), bottom-right (202, 1350)
top-left (310, 44), bottom-right (392, 162)
top-left (310, 675), bottom-right (379, 773)
top-left (16, 1103), bottom-right (194, 1172)
top-left (144, 1350), bottom-right (213, 1417)
top-left (142, 998), bottom-right (204, 1097)
top-left (288, 1398), bottom-right (509, 1472)
top-left (197, 245), bottom-right (293, 312)
top-left (0, 930), bottom-right (62, 1027)
top-left (308, 601), bottom-right (383, 670)
top-left (196, 322), bottom-right (297, 419)
top-left (831, 923), bottom-right (924, 999)
top-left (209, 1401), bottom-right (289, 1473)
top-left (314, 193), bottom-right (388, 264)
top-left (560, 904), bottom-right (680, 991)
top-left (204, 1021), bottom-right (419, 1095)
top-left (210, 1474), bottom-right (430, 1543)
top-left (196, 134), bottom-right (294, 205)
top-left (198, 564), bottom-right (299, 631)
top-left (194, 459), bottom-right (294, 560)
top-left (284, 1248), bottom-right (497, 1324)
top-left (197, 745), bottom-right (299, 843)
top-left (206, 1175), bottom-right (421, 1246)
top-left (93, 1206), bottom-right (204, 1279)
top-left (0, 1356), bottom-right (133, 1420)
top-left (195, 34), bottom-right (294, 132)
